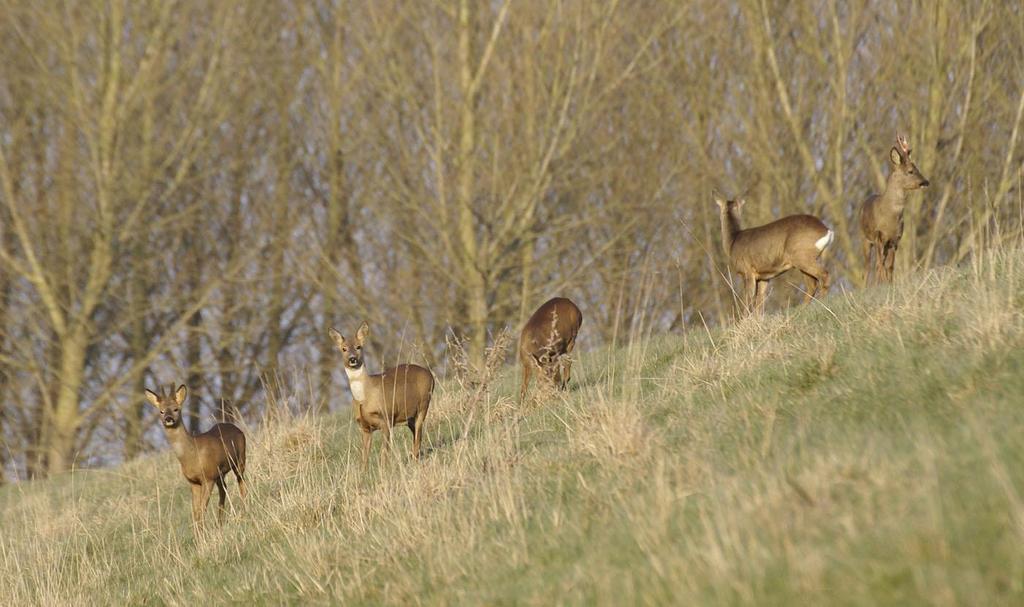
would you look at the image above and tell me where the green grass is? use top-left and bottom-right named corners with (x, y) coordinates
top-left (3, 249), bottom-right (1024, 605)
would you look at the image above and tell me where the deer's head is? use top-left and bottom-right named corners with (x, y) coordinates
top-left (329, 322), bottom-right (368, 371)
top-left (889, 135), bottom-right (930, 192)
top-left (144, 385), bottom-right (188, 428)
top-left (714, 197), bottom-right (745, 217)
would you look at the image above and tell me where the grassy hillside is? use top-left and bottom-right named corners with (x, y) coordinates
top-left (3, 249), bottom-right (1024, 606)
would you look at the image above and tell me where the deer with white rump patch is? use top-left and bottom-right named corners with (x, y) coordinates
top-left (144, 384), bottom-right (247, 537)
top-left (715, 195), bottom-right (834, 315)
top-left (859, 134), bottom-right (930, 284)
top-left (329, 322), bottom-right (434, 466)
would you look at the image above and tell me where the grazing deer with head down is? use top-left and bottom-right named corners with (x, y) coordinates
top-left (714, 195), bottom-right (834, 315)
top-left (519, 297), bottom-right (583, 403)
top-left (144, 385), bottom-right (247, 537)
top-left (328, 322), bottom-right (434, 466)
top-left (860, 134), bottom-right (930, 284)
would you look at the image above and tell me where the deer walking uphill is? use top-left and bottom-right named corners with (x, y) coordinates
top-left (144, 385), bottom-right (247, 537)
top-left (860, 134), bottom-right (930, 284)
top-left (519, 297), bottom-right (582, 403)
top-left (329, 322), bottom-right (434, 466)
top-left (715, 196), bottom-right (834, 315)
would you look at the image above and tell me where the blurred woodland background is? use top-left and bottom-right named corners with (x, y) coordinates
top-left (0, 0), bottom-right (1021, 479)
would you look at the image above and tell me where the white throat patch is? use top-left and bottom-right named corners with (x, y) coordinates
top-left (344, 366), bottom-right (367, 402)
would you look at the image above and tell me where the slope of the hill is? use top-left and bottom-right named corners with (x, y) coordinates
top-left (2, 250), bottom-right (1024, 606)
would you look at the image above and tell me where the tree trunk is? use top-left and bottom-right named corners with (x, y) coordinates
top-left (457, 0), bottom-right (486, 371)
top-left (123, 275), bottom-right (149, 461)
top-left (186, 307), bottom-right (203, 433)
top-left (46, 328), bottom-right (88, 473)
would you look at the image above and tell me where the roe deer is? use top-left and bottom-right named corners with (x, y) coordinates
top-left (859, 134), bottom-right (930, 284)
top-left (328, 322), bottom-right (434, 466)
top-left (714, 196), bottom-right (834, 315)
top-left (519, 297), bottom-right (583, 403)
top-left (144, 385), bottom-right (247, 537)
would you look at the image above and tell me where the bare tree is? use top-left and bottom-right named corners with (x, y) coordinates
top-left (0, 0), bottom-right (1022, 475)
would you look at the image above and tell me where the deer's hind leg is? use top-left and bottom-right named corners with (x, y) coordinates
top-left (215, 477), bottom-right (227, 524)
top-left (231, 449), bottom-right (247, 502)
top-left (234, 470), bottom-right (247, 502)
top-left (861, 238), bottom-right (873, 285)
top-left (410, 407), bottom-right (428, 460)
top-left (519, 358), bottom-right (532, 404)
top-left (798, 260), bottom-right (830, 304)
top-left (800, 272), bottom-right (819, 303)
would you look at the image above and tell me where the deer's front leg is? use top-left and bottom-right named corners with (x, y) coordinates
top-left (360, 429), bottom-right (372, 468)
top-left (378, 417), bottom-right (392, 462)
top-left (190, 483), bottom-right (205, 536)
top-left (196, 481), bottom-right (214, 534)
top-left (754, 280), bottom-right (768, 315)
top-left (743, 275), bottom-right (757, 316)
top-left (883, 242), bottom-right (898, 282)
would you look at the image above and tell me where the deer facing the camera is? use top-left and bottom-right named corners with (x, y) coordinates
top-left (519, 297), bottom-right (583, 403)
top-left (329, 322), bottom-right (434, 466)
top-left (860, 134), bottom-right (930, 284)
top-left (715, 196), bottom-right (834, 315)
top-left (144, 385), bottom-right (247, 537)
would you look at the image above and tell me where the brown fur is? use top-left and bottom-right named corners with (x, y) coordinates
top-left (329, 323), bottom-right (434, 466)
top-left (518, 297), bottom-right (583, 403)
top-left (715, 197), bottom-right (833, 315)
top-left (859, 135), bottom-right (930, 284)
top-left (144, 385), bottom-right (247, 537)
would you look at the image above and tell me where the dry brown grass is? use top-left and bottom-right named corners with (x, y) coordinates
top-left (3, 247), bottom-right (1024, 605)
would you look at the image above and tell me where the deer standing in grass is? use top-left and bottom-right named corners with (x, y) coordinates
top-left (860, 134), bottom-right (930, 284)
top-left (519, 297), bottom-right (583, 403)
top-left (715, 195), bottom-right (834, 315)
top-left (144, 385), bottom-right (247, 537)
top-left (329, 322), bottom-right (434, 466)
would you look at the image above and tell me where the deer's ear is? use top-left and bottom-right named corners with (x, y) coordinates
top-left (144, 389), bottom-right (161, 409)
top-left (890, 147), bottom-right (903, 165)
top-left (174, 384), bottom-right (188, 406)
top-left (714, 196), bottom-right (726, 209)
top-left (736, 199), bottom-right (746, 209)
top-left (328, 327), bottom-right (345, 348)
top-left (356, 321), bottom-right (369, 344)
